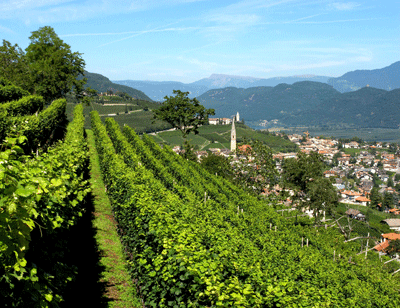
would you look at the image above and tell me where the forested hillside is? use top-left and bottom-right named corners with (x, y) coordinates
top-left (197, 81), bottom-right (400, 129)
top-left (82, 70), bottom-right (152, 101)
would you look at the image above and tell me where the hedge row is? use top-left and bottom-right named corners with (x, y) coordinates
top-left (13, 98), bottom-right (67, 154)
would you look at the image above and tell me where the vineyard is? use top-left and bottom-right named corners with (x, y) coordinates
top-left (2, 89), bottom-right (400, 306)
top-left (0, 81), bottom-right (90, 306)
top-left (89, 109), bottom-right (400, 307)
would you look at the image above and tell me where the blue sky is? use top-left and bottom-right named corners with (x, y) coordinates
top-left (1, 0), bottom-right (399, 83)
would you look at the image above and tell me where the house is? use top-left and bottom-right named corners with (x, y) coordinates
top-left (208, 118), bottom-right (219, 125)
top-left (324, 170), bottom-right (337, 178)
top-left (355, 196), bottom-right (371, 206)
top-left (374, 233), bottom-right (400, 252)
top-left (221, 118), bottom-right (232, 125)
top-left (345, 208), bottom-right (360, 218)
top-left (381, 219), bottom-right (400, 232)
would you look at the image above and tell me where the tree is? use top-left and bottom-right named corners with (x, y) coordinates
top-left (234, 139), bottom-right (277, 194)
top-left (153, 90), bottom-right (215, 138)
top-left (0, 40), bottom-right (31, 90)
top-left (387, 239), bottom-right (400, 255)
top-left (282, 151), bottom-right (338, 223)
top-left (25, 26), bottom-right (86, 103)
top-left (383, 192), bottom-right (394, 209)
top-left (387, 177), bottom-right (394, 188)
top-left (369, 187), bottom-right (382, 208)
top-left (200, 153), bottom-right (234, 181)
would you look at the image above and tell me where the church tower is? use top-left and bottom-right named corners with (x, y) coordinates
top-left (236, 112), bottom-right (240, 122)
top-left (230, 117), bottom-right (236, 153)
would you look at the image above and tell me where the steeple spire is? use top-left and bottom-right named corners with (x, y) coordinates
top-left (231, 117), bottom-right (236, 153)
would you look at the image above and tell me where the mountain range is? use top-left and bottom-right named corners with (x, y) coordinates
top-left (197, 82), bottom-right (400, 129)
top-left (327, 61), bottom-right (400, 93)
top-left (111, 61), bottom-right (400, 101)
top-left (84, 60), bottom-right (400, 130)
top-left (113, 74), bottom-right (331, 101)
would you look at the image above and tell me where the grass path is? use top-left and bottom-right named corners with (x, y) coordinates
top-left (86, 129), bottom-right (142, 308)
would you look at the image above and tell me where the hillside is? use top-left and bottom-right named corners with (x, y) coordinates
top-left (283, 87), bottom-right (400, 128)
top-left (112, 80), bottom-right (209, 101)
top-left (150, 123), bottom-right (297, 153)
top-left (81, 71), bottom-right (152, 101)
top-left (197, 81), bottom-right (340, 121)
top-left (197, 81), bottom-right (400, 129)
top-left (328, 61), bottom-right (400, 92)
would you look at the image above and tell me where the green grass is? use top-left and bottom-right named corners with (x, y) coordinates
top-left (342, 148), bottom-right (362, 156)
top-left (334, 203), bottom-right (392, 238)
top-left (87, 129), bottom-right (141, 307)
top-left (147, 123), bottom-right (297, 152)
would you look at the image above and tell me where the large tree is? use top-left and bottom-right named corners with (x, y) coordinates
top-left (153, 90), bottom-right (215, 138)
top-left (0, 40), bottom-right (31, 90)
top-left (282, 151), bottom-right (338, 223)
top-left (25, 26), bottom-right (86, 103)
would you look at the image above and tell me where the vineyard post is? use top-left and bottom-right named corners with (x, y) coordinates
top-left (333, 250), bottom-right (335, 261)
top-left (306, 238), bottom-right (309, 247)
top-left (365, 233), bottom-right (370, 259)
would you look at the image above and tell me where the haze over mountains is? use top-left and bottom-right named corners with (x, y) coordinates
top-left (112, 61), bottom-right (400, 102)
top-left (113, 74), bottom-right (331, 101)
top-left (85, 61), bottom-right (400, 130)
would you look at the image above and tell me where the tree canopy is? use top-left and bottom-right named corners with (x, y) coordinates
top-left (0, 26), bottom-right (86, 103)
top-left (282, 151), bottom-right (338, 223)
top-left (153, 90), bottom-right (215, 138)
top-left (26, 26), bottom-right (86, 103)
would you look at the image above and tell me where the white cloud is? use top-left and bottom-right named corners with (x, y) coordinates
top-left (329, 2), bottom-right (361, 11)
top-left (0, 0), bottom-right (206, 23)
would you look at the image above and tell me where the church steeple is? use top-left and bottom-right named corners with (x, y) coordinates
top-left (230, 117), bottom-right (236, 153)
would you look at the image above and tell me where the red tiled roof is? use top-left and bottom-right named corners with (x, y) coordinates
top-left (382, 233), bottom-right (400, 240)
top-left (374, 241), bottom-right (390, 252)
top-left (355, 196), bottom-right (371, 202)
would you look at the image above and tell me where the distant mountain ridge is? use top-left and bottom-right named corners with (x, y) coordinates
top-left (113, 74), bottom-right (331, 101)
top-left (197, 81), bottom-right (400, 129)
top-left (112, 61), bottom-right (400, 101)
top-left (327, 61), bottom-right (400, 92)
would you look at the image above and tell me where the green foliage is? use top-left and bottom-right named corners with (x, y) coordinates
top-left (25, 26), bottom-right (86, 103)
top-left (369, 187), bottom-right (382, 208)
top-left (200, 153), bottom-right (235, 180)
top-left (153, 90), bottom-right (215, 138)
top-left (13, 98), bottom-right (67, 154)
top-left (90, 112), bottom-right (400, 307)
top-left (0, 95), bottom-right (44, 116)
top-left (0, 80), bottom-right (30, 103)
top-left (0, 104), bottom-right (90, 306)
top-left (282, 151), bottom-right (338, 222)
top-left (235, 139), bottom-right (277, 194)
top-left (0, 40), bottom-right (31, 90)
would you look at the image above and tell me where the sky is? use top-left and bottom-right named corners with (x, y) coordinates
top-left (0, 0), bottom-right (399, 83)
